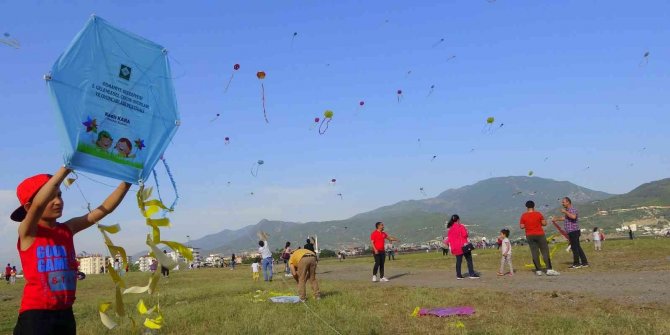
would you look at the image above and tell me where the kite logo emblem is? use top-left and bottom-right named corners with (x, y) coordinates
top-left (119, 64), bottom-right (132, 80)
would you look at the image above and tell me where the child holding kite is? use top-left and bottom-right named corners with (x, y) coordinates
top-left (10, 167), bottom-right (131, 334)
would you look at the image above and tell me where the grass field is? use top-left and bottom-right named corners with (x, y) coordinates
top-left (1, 238), bottom-right (669, 334)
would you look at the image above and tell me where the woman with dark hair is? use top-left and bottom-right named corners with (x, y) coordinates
top-left (446, 214), bottom-right (479, 279)
top-left (282, 241), bottom-right (292, 276)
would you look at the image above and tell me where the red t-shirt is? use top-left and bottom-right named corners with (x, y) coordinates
top-left (520, 211), bottom-right (545, 236)
top-left (370, 230), bottom-right (388, 251)
top-left (18, 223), bottom-right (77, 313)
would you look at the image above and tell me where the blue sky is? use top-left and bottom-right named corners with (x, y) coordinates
top-left (1, 1), bottom-right (669, 266)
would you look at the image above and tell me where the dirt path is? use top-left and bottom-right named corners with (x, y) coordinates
top-left (317, 263), bottom-right (670, 305)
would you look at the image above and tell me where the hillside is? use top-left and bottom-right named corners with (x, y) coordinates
top-left (562, 178), bottom-right (670, 232)
top-left (196, 176), bottom-right (614, 254)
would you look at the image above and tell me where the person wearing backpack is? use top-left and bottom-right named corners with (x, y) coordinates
top-left (282, 241), bottom-right (292, 276)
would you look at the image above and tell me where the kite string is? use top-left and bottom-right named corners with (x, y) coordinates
top-left (277, 267), bottom-right (342, 335)
top-left (224, 73), bottom-right (235, 93)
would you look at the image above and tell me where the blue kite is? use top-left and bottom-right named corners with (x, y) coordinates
top-left (46, 15), bottom-right (180, 184)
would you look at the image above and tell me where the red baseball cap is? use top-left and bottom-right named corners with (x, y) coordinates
top-left (10, 174), bottom-right (52, 222)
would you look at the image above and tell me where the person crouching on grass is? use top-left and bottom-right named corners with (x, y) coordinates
top-left (11, 167), bottom-right (131, 335)
top-left (288, 248), bottom-right (320, 302)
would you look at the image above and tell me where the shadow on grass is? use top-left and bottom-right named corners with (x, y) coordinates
top-left (318, 271), bottom-right (333, 274)
top-left (387, 272), bottom-right (410, 280)
top-left (319, 291), bottom-right (342, 298)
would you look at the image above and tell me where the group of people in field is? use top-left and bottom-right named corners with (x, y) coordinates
top-left (2, 164), bottom-right (611, 334)
top-left (440, 197), bottom-right (591, 279)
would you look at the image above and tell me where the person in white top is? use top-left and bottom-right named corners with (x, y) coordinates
top-left (592, 227), bottom-right (602, 251)
top-left (251, 260), bottom-right (260, 281)
top-left (258, 240), bottom-right (273, 281)
top-left (497, 229), bottom-right (514, 276)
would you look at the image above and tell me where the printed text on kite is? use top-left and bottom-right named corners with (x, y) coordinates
top-left (46, 15), bottom-right (180, 184)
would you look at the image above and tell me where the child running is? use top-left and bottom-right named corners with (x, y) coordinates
top-left (498, 229), bottom-right (514, 276)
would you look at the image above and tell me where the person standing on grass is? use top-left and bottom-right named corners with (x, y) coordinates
top-left (10, 167), bottom-right (131, 334)
top-left (304, 238), bottom-right (315, 252)
top-left (258, 240), bottom-right (273, 281)
top-left (520, 201), bottom-right (560, 276)
top-left (628, 227), bottom-right (634, 240)
top-left (288, 248), bottom-right (321, 302)
top-left (161, 250), bottom-right (170, 278)
top-left (231, 253), bottom-right (236, 270)
top-left (592, 227), bottom-right (602, 251)
top-left (5, 263), bottom-right (11, 284)
top-left (370, 221), bottom-right (399, 282)
top-left (497, 229), bottom-right (514, 276)
top-left (282, 241), bottom-right (292, 276)
top-left (446, 214), bottom-right (479, 279)
top-left (251, 259), bottom-right (260, 282)
top-left (10, 266), bottom-right (17, 284)
top-left (552, 197), bottom-right (589, 269)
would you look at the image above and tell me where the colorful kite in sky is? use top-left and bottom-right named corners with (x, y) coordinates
top-left (482, 117), bottom-right (495, 133)
top-left (309, 117), bottom-right (320, 130)
top-left (251, 160), bottom-right (265, 177)
top-left (45, 15), bottom-right (179, 184)
top-left (319, 110), bottom-right (333, 135)
top-left (257, 71), bottom-right (269, 123)
top-left (397, 89), bottom-right (403, 103)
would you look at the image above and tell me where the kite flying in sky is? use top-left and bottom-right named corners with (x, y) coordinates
top-left (257, 71), bottom-right (269, 123)
top-left (224, 63), bottom-right (240, 93)
top-left (251, 160), bottom-right (265, 177)
top-left (319, 110), bottom-right (334, 135)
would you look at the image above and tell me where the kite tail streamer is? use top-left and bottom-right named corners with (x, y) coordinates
top-left (261, 83), bottom-right (269, 123)
top-left (318, 119), bottom-right (331, 135)
top-left (91, 181), bottom-right (187, 331)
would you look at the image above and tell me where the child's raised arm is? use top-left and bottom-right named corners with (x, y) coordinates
top-left (18, 167), bottom-right (71, 249)
top-left (65, 181), bottom-right (131, 234)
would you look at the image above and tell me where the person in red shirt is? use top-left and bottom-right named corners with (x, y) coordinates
top-left (5, 263), bottom-right (11, 283)
top-left (10, 167), bottom-right (131, 334)
top-left (370, 222), bottom-right (398, 282)
top-left (519, 201), bottom-right (559, 276)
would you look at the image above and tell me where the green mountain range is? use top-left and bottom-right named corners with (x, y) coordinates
top-left (191, 176), bottom-right (666, 255)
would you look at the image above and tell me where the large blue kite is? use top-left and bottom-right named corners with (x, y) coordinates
top-left (46, 15), bottom-right (180, 184)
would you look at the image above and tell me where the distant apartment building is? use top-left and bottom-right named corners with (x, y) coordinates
top-left (77, 254), bottom-right (106, 275)
top-left (137, 255), bottom-right (156, 272)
